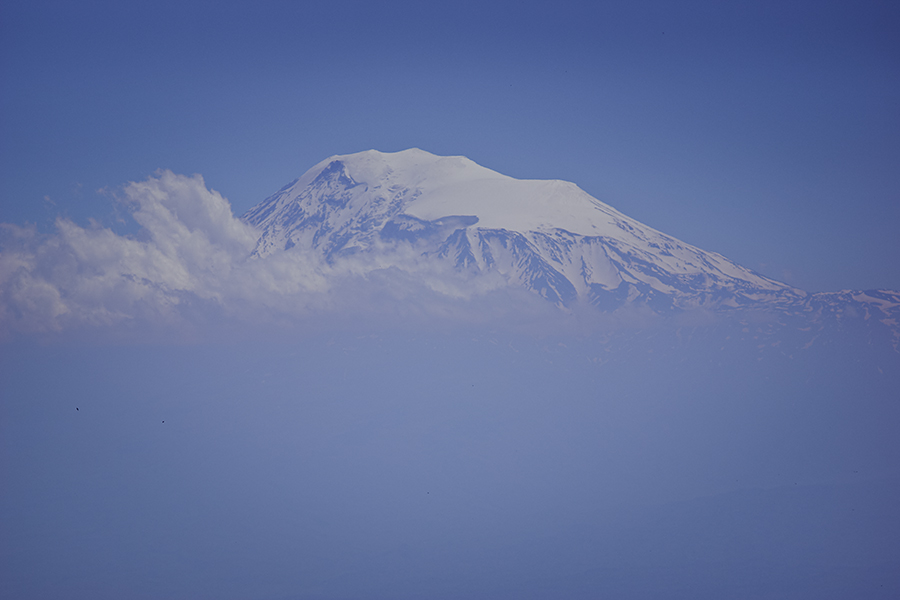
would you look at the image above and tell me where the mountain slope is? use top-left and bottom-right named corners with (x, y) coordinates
top-left (244, 149), bottom-right (802, 310)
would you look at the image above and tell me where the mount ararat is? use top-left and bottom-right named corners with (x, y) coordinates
top-left (243, 148), bottom-right (899, 342)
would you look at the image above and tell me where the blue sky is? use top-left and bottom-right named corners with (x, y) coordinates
top-left (2, 0), bottom-right (898, 292)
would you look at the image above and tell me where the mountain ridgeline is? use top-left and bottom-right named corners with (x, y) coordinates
top-left (242, 149), bottom-right (899, 348)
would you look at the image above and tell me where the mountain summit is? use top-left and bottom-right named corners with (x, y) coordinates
top-left (244, 149), bottom-right (801, 311)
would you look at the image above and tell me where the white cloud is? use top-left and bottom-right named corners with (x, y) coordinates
top-left (1, 170), bottom-right (565, 340)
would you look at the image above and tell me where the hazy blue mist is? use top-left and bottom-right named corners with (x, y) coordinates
top-left (3, 327), bottom-right (898, 599)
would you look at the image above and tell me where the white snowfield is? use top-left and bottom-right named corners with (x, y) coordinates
top-left (245, 148), bottom-right (800, 309)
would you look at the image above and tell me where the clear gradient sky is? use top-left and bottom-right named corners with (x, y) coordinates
top-left (2, 0), bottom-right (898, 292)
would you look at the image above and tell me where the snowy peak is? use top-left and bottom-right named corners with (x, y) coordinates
top-left (243, 149), bottom-right (801, 310)
top-left (249, 148), bottom-right (640, 236)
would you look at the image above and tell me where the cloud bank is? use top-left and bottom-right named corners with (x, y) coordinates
top-left (1, 171), bottom-right (575, 340)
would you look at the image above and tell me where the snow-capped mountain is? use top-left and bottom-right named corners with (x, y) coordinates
top-left (244, 148), bottom-right (803, 311)
top-left (239, 148), bottom-right (900, 354)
